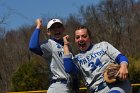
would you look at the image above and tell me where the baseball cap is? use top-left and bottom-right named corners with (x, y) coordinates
top-left (47, 19), bottom-right (63, 29)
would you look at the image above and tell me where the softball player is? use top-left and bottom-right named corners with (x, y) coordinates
top-left (63, 25), bottom-right (132, 93)
top-left (29, 18), bottom-right (79, 93)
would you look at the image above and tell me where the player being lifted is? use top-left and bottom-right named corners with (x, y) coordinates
top-left (63, 25), bottom-right (132, 93)
top-left (29, 18), bottom-right (79, 93)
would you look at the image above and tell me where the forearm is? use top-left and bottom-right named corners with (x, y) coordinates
top-left (63, 57), bottom-right (78, 74)
top-left (64, 48), bottom-right (79, 74)
top-left (116, 54), bottom-right (129, 80)
top-left (29, 29), bottom-right (43, 55)
top-left (64, 44), bottom-right (70, 55)
top-left (63, 35), bottom-right (71, 55)
top-left (63, 35), bottom-right (78, 74)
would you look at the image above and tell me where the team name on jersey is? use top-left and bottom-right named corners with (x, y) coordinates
top-left (77, 49), bottom-right (105, 64)
top-left (76, 49), bottom-right (106, 71)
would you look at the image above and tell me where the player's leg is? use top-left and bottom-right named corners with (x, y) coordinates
top-left (109, 87), bottom-right (125, 93)
top-left (97, 80), bottom-right (132, 93)
top-left (108, 80), bottom-right (132, 93)
top-left (47, 82), bottom-right (70, 93)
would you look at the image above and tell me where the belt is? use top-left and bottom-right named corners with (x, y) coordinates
top-left (51, 79), bottom-right (67, 84)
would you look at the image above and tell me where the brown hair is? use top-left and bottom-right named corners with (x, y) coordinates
top-left (75, 25), bottom-right (91, 38)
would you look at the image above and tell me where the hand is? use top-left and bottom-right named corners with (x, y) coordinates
top-left (63, 35), bottom-right (70, 55)
top-left (63, 35), bottom-right (69, 45)
top-left (36, 18), bottom-right (42, 29)
top-left (117, 62), bottom-right (128, 80)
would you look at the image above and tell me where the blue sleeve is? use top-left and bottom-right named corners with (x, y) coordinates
top-left (29, 29), bottom-right (43, 56)
top-left (115, 54), bottom-right (128, 64)
top-left (63, 58), bottom-right (78, 74)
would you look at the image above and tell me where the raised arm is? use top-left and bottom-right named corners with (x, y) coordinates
top-left (63, 35), bottom-right (71, 55)
top-left (29, 19), bottom-right (43, 56)
top-left (63, 35), bottom-right (78, 74)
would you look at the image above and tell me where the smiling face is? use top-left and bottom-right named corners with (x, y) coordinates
top-left (49, 23), bottom-right (64, 40)
top-left (75, 28), bottom-right (91, 51)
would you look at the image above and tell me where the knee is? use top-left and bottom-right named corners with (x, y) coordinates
top-left (108, 90), bottom-right (121, 93)
top-left (109, 87), bottom-right (126, 93)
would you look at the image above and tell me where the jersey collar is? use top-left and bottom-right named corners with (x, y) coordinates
top-left (80, 44), bottom-right (93, 53)
top-left (51, 38), bottom-right (64, 46)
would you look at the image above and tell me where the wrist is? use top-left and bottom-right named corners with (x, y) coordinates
top-left (36, 25), bottom-right (42, 29)
top-left (64, 42), bottom-right (69, 45)
top-left (120, 62), bottom-right (128, 68)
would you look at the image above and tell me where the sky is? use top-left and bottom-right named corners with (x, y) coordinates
top-left (0, 0), bottom-right (99, 30)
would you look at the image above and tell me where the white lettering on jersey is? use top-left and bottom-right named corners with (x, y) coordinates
top-left (77, 49), bottom-right (105, 72)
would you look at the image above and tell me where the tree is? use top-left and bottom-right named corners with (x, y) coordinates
top-left (11, 60), bottom-right (49, 92)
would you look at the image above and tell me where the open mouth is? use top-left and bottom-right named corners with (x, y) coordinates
top-left (78, 41), bottom-right (86, 47)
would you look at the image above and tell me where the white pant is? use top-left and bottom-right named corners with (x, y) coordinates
top-left (90, 80), bottom-right (132, 93)
top-left (47, 82), bottom-right (70, 93)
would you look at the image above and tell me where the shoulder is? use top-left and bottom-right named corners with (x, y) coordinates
top-left (97, 41), bottom-right (110, 45)
top-left (40, 39), bottom-right (52, 48)
top-left (40, 39), bottom-right (49, 45)
top-left (94, 41), bottom-right (112, 47)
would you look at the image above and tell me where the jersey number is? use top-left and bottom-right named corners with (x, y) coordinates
top-left (88, 58), bottom-right (102, 72)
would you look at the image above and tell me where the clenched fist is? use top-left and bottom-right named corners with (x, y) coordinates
top-left (36, 18), bottom-right (42, 29)
top-left (63, 35), bottom-right (69, 45)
